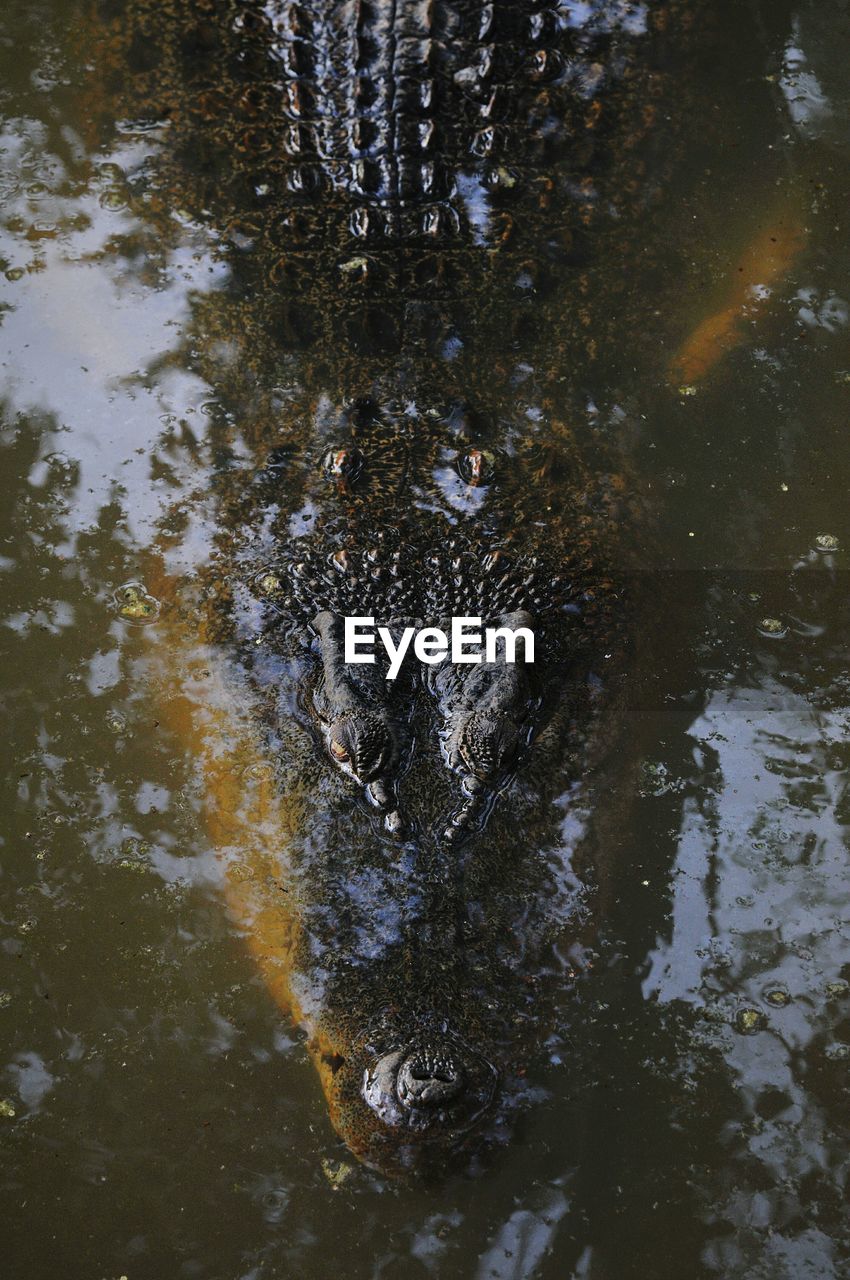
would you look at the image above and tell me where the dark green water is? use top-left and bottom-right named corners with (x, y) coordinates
top-left (3, 1), bottom-right (850, 1276)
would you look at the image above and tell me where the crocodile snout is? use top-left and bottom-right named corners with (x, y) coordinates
top-left (362, 1035), bottom-right (497, 1135)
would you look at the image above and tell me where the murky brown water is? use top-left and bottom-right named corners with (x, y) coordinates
top-left (3, 1), bottom-right (850, 1276)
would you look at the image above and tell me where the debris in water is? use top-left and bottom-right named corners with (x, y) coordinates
top-left (115, 583), bottom-right (160, 623)
top-left (321, 1157), bottom-right (354, 1189)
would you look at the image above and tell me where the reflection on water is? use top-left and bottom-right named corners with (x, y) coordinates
top-left (2, 0), bottom-right (850, 1276)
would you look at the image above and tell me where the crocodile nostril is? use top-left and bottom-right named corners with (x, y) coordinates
top-left (396, 1053), bottom-right (466, 1108)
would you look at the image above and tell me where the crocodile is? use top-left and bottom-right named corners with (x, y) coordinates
top-left (84, 0), bottom-right (799, 1172)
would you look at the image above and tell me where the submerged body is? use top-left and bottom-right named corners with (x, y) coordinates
top-left (88, 0), bottom-right (803, 1171)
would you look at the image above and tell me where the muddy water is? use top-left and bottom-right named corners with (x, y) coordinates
top-left (3, 1), bottom-right (850, 1276)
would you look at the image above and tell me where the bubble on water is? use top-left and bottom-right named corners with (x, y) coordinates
top-left (261, 1188), bottom-right (289, 1222)
top-left (97, 163), bottom-right (125, 182)
top-left (826, 980), bottom-right (849, 999)
top-left (758, 617), bottom-right (787, 639)
top-left (814, 532), bottom-right (839, 553)
top-left (824, 1043), bottom-right (850, 1062)
top-left (677, 384), bottom-right (698, 397)
top-left (765, 989), bottom-right (791, 1008)
top-left (4, 267), bottom-right (24, 281)
top-left (735, 1008), bottom-right (767, 1035)
top-left (0, 1101), bottom-right (16, 1119)
top-left (257, 572), bottom-right (282, 598)
top-left (243, 762), bottom-right (274, 783)
top-left (114, 582), bottom-right (160, 623)
top-left (106, 712), bottom-right (126, 734)
top-left (0, 992), bottom-right (11, 1009)
top-left (99, 187), bottom-right (128, 211)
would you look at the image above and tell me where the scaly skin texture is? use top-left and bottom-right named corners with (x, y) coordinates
top-left (81, 0), bottom-right (790, 1172)
top-left (85, 0), bottom-right (678, 818)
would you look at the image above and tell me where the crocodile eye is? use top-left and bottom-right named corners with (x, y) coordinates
top-left (325, 713), bottom-right (393, 783)
top-left (322, 446), bottom-right (364, 481)
top-left (456, 448), bottom-right (496, 486)
top-left (459, 711), bottom-right (519, 778)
